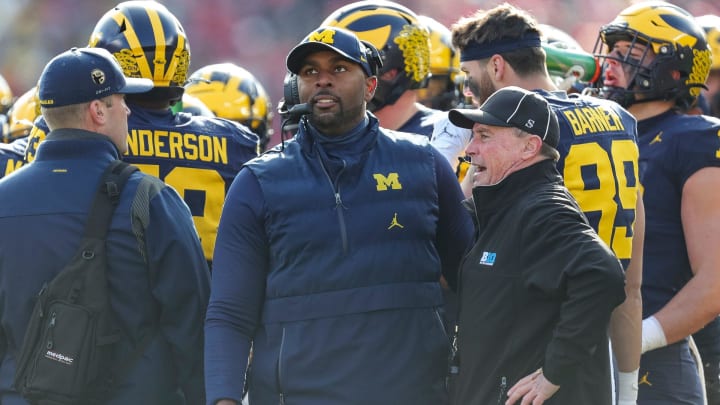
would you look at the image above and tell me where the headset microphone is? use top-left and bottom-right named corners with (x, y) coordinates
top-left (278, 102), bottom-right (312, 151)
top-left (287, 103), bottom-right (312, 117)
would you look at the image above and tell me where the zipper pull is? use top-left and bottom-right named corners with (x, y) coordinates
top-left (497, 376), bottom-right (508, 405)
top-left (334, 192), bottom-right (344, 209)
top-left (46, 312), bottom-right (57, 350)
top-left (451, 324), bottom-right (459, 353)
top-left (38, 282), bottom-right (48, 297)
top-left (334, 192), bottom-right (348, 210)
top-left (37, 282), bottom-right (49, 318)
top-left (449, 324), bottom-right (459, 375)
top-left (446, 324), bottom-right (460, 391)
top-left (501, 376), bottom-right (507, 390)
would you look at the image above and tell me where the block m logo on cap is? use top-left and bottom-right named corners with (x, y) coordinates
top-left (309, 28), bottom-right (336, 45)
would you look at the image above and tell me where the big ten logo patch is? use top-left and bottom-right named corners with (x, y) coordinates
top-left (479, 251), bottom-right (496, 266)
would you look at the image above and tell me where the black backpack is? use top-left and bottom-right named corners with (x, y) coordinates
top-left (13, 160), bottom-right (150, 404)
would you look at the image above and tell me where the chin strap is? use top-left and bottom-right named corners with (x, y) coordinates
top-left (599, 85), bottom-right (684, 110)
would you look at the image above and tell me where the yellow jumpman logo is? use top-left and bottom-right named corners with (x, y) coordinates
top-left (650, 131), bottom-right (663, 145)
top-left (387, 213), bottom-right (404, 229)
top-left (638, 371), bottom-right (652, 386)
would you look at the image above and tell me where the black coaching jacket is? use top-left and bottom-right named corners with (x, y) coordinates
top-left (453, 159), bottom-right (626, 405)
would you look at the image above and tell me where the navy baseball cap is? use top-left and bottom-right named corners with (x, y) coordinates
top-left (38, 47), bottom-right (153, 108)
top-left (449, 86), bottom-right (560, 147)
top-left (286, 26), bottom-right (377, 77)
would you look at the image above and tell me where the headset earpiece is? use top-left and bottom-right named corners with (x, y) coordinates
top-left (361, 40), bottom-right (383, 77)
top-left (283, 73), bottom-right (300, 106)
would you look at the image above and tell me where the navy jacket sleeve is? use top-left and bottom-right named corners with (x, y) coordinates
top-left (433, 147), bottom-right (474, 290)
top-left (205, 168), bottom-right (267, 404)
top-left (144, 183), bottom-right (211, 403)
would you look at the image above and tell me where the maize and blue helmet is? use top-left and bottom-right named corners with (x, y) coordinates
top-left (594, 1), bottom-right (711, 110)
top-left (5, 87), bottom-right (40, 142)
top-left (0, 74), bottom-right (13, 115)
top-left (88, 1), bottom-right (190, 103)
top-left (321, 1), bottom-right (431, 111)
top-left (696, 14), bottom-right (720, 72)
top-left (416, 15), bottom-right (461, 110)
top-left (185, 63), bottom-right (273, 151)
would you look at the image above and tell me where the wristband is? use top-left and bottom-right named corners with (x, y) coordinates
top-left (617, 368), bottom-right (639, 404)
top-left (641, 316), bottom-right (667, 354)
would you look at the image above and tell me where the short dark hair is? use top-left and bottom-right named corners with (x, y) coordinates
top-left (451, 3), bottom-right (546, 76)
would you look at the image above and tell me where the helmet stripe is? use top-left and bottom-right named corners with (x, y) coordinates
top-left (167, 32), bottom-right (186, 84)
top-left (146, 8), bottom-right (168, 84)
top-left (111, 12), bottom-right (153, 81)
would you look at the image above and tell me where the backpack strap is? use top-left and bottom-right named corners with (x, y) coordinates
top-left (84, 160), bottom-right (138, 239)
top-left (85, 161), bottom-right (156, 388)
top-left (130, 175), bottom-right (166, 266)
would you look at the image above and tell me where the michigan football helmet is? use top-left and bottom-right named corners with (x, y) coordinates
top-left (697, 14), bottom-right (720, 72)
top-left (185, 63), bottom-right (273, 151)
top-left (0, 74), bottom-right (13, 116)
top-left (4, 87), bottom-right (40, 142)
top-left (321, 0), bottom-right (431, 111)
top-left (697, 14), bottom-right (720, 117)
top-left (595, 1), bottom-right (711, 110)
top-left (416, 15), bottom-right (461, 110)
top-left (88, 1), bottom-right (190, 103)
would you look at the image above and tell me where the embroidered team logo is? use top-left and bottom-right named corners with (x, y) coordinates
top-left (479, 251), bottom-right (496, 266)
top-left (308, 28), bottom-right (336, 45)
top-left (91, 68), bottom-right (106, 85)
top-left (650, 131), bottom-right (663, 145)
top-left (373, 173), bottom-right (402, 191)
top-left (387, 213), bottom-right (404, 230)
top-left (638, 371), bottom-right (652, 386)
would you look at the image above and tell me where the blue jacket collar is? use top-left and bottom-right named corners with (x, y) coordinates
top-left (296, 112), bottom-right (379, 158)
top-left (35, 128), bottom-right (121, 162)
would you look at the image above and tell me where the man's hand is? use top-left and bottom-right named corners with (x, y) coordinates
top-left (505, 368), bottom-right (560, 405)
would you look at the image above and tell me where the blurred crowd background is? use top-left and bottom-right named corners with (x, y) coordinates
top-left (1, 0), bottom-right (718, 147)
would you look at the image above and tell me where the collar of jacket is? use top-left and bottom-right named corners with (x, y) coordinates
top-left (296, 112), bottom-right (379, 158)
top-left (636, 108), bottom-right (675, 135)
top-left (35, 128), bottom-right (121, 162)
top-left (471, 159), bottom-right (561, 221)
